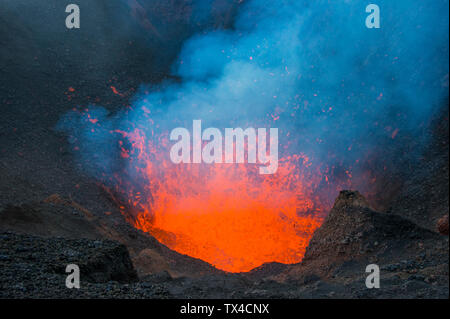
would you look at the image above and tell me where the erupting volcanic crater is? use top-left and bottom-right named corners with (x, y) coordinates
top-left (0, 0), bottom-right (448, 300)
top-left (49, 0), bottom-right (448, 277)
top-left (110, 126), bottom-right (329, 273)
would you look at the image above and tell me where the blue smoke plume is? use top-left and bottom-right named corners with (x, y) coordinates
top-left (58, 0), bottom-right (449, 197)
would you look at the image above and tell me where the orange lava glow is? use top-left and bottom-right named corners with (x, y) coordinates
top-left (115, 128), bottom-right (326, 273)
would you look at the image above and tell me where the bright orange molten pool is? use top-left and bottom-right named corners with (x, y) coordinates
top-left (116, 128), bottom-right (325, 272)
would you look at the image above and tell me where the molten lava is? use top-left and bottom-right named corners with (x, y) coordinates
top-left (115, 128), bottom-right (325, 273)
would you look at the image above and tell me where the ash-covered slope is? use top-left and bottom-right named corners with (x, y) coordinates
top-left (388, 105), bottom-right (449, 231)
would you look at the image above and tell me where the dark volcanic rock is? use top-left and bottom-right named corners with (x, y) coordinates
top-left (0, 232), bottom-right (191, 299)
top-left (303, 190), bottom-right (440, 266)
top-left (0, 232), bottom-right (140, 298)
top-left (0, 232), bottom-right (137, 283)
top-left (245, 262), bottom-right (291, 281)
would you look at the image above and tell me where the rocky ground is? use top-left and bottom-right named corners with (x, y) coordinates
top-left (0, 0), bottom-right (448, 298)
top-left (0, 189), bottom-right (448, 298)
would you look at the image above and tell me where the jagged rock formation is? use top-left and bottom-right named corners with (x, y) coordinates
top-left (302, 190), bottom-right (440, 269)
top-left (261, 190), bottom-right (449, 298)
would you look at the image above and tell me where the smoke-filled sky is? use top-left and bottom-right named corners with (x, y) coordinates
top-left (58, 0), bottom-right (449, 187)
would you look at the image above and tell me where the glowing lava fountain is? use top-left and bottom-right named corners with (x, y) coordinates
top-left (114, 128), bottom-right (326, 273)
